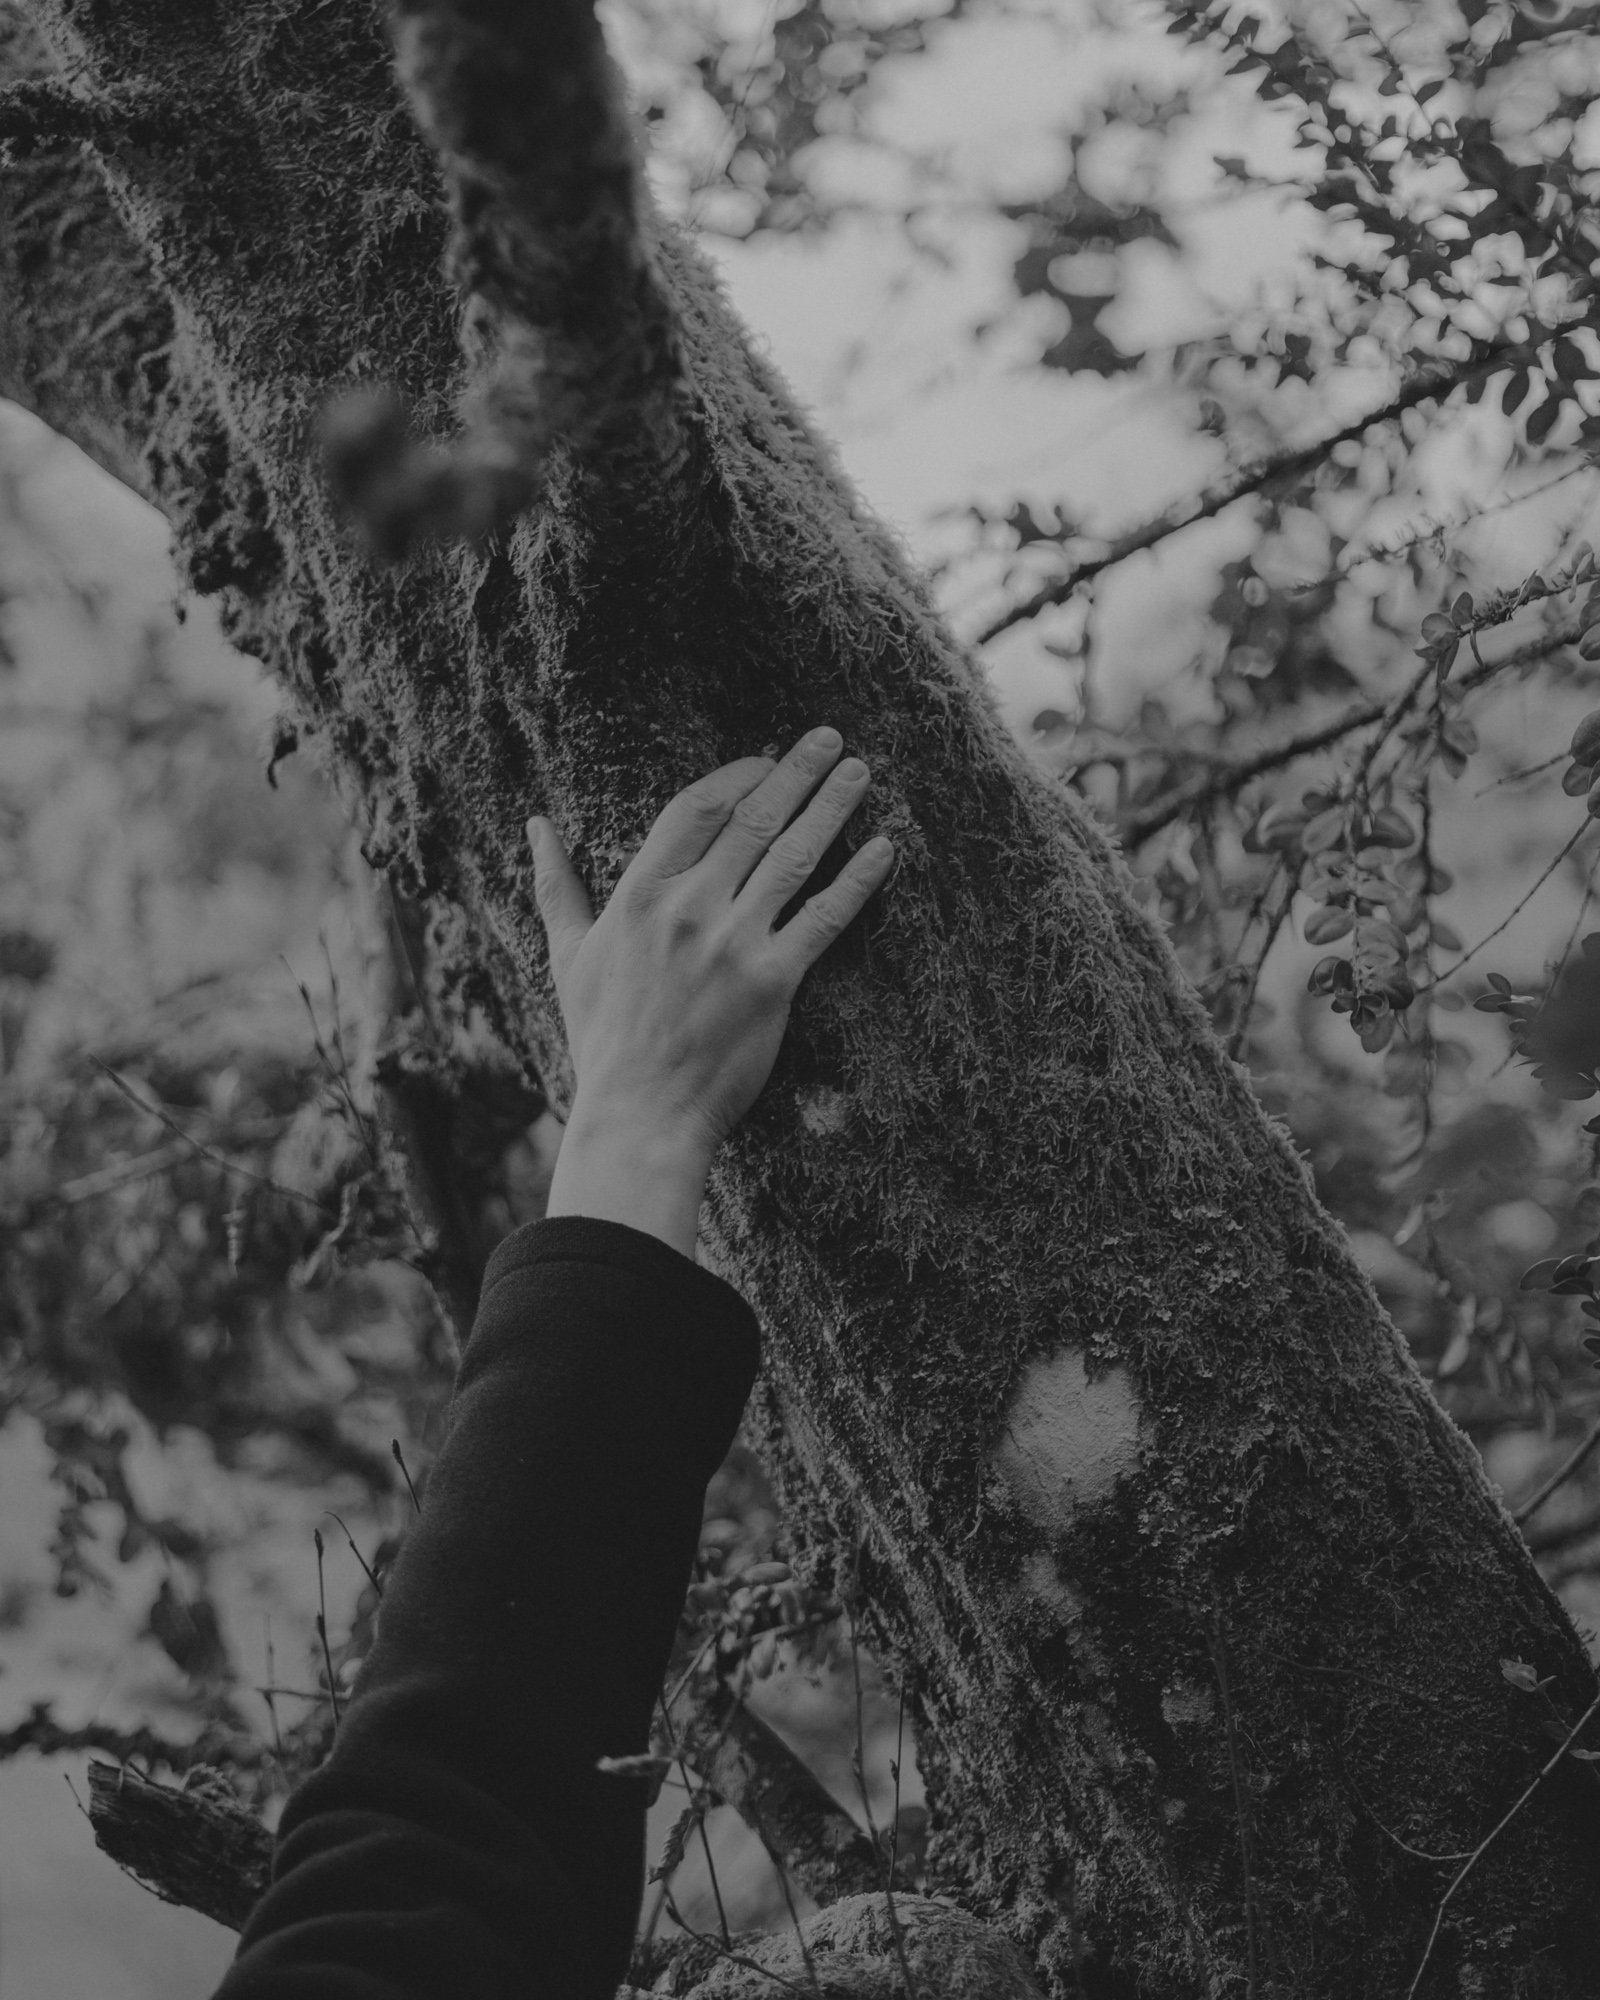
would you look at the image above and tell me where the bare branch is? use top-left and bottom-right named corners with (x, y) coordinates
top-left (1121, 619), bottom-right (1578, 846)
top-left (1513, 1421), bottom-right (1600, 1530)
top-left (1404, 1692), bottom-right (1600, 2000)
top-left (665, 1658), bottom-right (885, 1908)
top-left (975, 336), bottom-right (1573, 648)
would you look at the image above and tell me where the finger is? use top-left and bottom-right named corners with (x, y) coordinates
top-left (700, 727), bottom-right (847, 892)
top-left (767, 833), bottom-right (895, 984)
top-left (624, 754), bottom-right (777, 887)
top-left (527, 816), bottom-right (594, 975)
top-left (736, 754), bottom-right (871, 922)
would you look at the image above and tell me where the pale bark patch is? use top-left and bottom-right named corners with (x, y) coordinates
top-left (992, 1348), bottom-right (1140, 1533)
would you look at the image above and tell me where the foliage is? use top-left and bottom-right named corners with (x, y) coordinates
top-left (7, 0), bottom-right (1600, 1977)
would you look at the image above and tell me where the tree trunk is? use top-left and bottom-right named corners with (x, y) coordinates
top-left (3, 3), bottom-right (1598, 1994)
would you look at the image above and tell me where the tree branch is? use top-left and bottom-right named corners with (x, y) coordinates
top-left (1119, 618), bottom-right (1578, 846)
top-left (325, 0), bottom-right (685, 559)
top-left (0, 1702), bottom-right (264, 1774)
top-left (85, 1759), bottom-right (273, 1933)
top-left (667, 1664), bottom-right (887, 1908)
top-left (975, 335), bottom-right (1577, 648)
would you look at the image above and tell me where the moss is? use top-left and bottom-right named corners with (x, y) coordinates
top-left (5, 1), bottom-right (1599, 1992)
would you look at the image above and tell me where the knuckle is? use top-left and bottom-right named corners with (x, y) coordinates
top-left (766, 830), bottom-right (818, 883)
top-left (731, 793), bottom-right (784, 840)
top-left (683, 778), bottom-right (733, 820)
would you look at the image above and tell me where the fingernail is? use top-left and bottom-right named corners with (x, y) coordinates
top-left (808, 726), bottom-right (842, 751)
top-left (526, 816), bottom-right (546, 853)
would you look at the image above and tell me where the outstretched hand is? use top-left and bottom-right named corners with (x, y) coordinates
top-left (527, 726), bottom-right (894, 1162)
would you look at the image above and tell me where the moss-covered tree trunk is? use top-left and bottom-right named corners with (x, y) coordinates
top-left (2, 2), bottom-right (1597, 1993)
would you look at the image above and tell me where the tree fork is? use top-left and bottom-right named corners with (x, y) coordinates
top-left (1, 1), bottom-right (1598, 1993)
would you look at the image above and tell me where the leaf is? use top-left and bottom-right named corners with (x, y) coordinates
top-left (1367, 806), bottom-right (1416, 848)
top-left (1533, 1066), bottom-right (1599, 1100)
top-left (650, 1796), bottom-right (707, 1885)
top-left (1307, 954), bottom-right (1345, 995)
top-left (1487, 972), bottom-right (1513, 993)
top-left (1300, 808), bottom-right (1345, 855)
top-left (1450, 591), bottom-right (1474, 625)
top-left (1430, 920), bottom-right (1463, 952)
top-left (1520, 1258), bottom-right (1562, 1290)
top-left (1554, 339), bottom-right (1587, 383)
top-left (1579, 629), bottom-right (1600, 662)
top-left (1527, 391), bottom-right (1564, 447)
top-left (1257, 801), bottom-right (1310, 848)
top-left (1552, 1254), bottom-right (1595, 1285)
top-left (1562, 761), bottom-right (1596, 796)
top-left (1436, 1322), bottom-right (1473, 1379)
top-left (1420, 612), bottom-right (1457, 643)
top-left (1569, 1747), bottom-right (1600, 1762)
top-left (1501, 1658), bottom-right (1540, 1692)
top-left (1474, 992), bottom-right (1511, 1012)
top-left (1304, 904), bottom-right (1355, 945)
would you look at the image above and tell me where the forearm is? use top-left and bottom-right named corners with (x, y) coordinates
top-left (215, 1219), bottom-right (761, 1999)
top-left (545, 1094), bottom-right (714, 1261)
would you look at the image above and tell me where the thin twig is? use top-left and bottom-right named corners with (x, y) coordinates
top-left (1122, 618), bottom-right (1574, 846)
top-left (662, 1630), bottom-right (719, 1717)
top-left (659, 1885), bottom-right (814, 1997)
top-left (325, 1512), bottom-right (383, 1598)
top-left (890, 1673), bottom-right (909, 1888)
top-left (656, 1695), bottom-right (731, 1950)
top-left (262, 1619), bottom-right (283, 1757)
top-left (391, 1439), bottom-right (421, 1513)
top-left (975, 331), bottom-right (1581, 646)
top-left (89, 1059), bottom-right (334, 1215)
top-left (845, 1578), bottom-right (920, 2000)
top-left (1226, 855), bottom-right (1304, 1064)
top-left (1512, 1419), bottom-right (1600, 1527)
top-left (1209, 1615), bottom-right (1260, 2000)
top-left (45, 1139), bottom-right (191, 1209)
top-left (1404, 1691), bottom-right (1600, 2000)
top-left (313, 1528), bottom-right (342, 1728)
top-left (739, 1788), bottom-right (823, 1998)
top-left (1418, 824), bottom-right (1591, 994)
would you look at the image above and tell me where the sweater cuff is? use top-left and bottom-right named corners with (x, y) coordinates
top-left (479, 1214), bottom-right (761, 1375)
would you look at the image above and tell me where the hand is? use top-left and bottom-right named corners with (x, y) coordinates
top-left (527, 726), bottom-right (894, 1162)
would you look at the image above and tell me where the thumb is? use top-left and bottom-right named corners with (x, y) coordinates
top-left (526, 815), bottom-right (594, 970)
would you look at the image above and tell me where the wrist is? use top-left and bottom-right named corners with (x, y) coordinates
top-left (544, 1095), bottom-right (715, 1261)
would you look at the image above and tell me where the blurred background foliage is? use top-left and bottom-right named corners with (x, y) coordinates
top-left (7, 0), bottom-right (1600, 1987)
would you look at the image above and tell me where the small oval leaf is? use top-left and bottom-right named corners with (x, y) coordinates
top-left (1305, 904), bottom-right (1355, 945)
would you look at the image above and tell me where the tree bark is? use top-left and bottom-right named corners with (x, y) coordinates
top-left (85, 1759), bottom-right (273, 1933)
top-left (3, 2), bottom-right (1598, 1994)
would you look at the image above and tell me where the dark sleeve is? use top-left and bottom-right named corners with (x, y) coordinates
top-left (212, 1214), bottom-right (760, 2000)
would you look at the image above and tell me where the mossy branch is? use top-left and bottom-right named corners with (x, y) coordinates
top-left (0, 77), bottom-right (174, 157)
top-left (324, 0), bottom-right (683, 561)
top-left (664, 1663), bottom-right (887, 1909)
